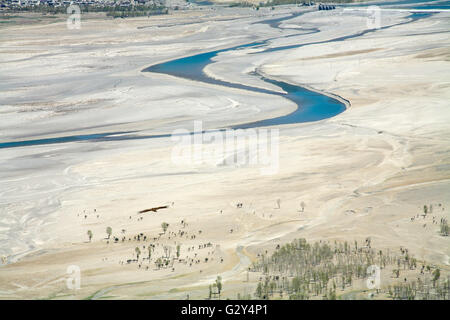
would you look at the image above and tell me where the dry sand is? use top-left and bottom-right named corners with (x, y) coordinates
top-left (0, 6), bottom-right (449, 299)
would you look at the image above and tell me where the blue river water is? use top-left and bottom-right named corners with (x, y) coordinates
top-left (341, 0), bottom-right (450, 9)
top-left (145, 37), bottom-right (348, 127)
top-left (0, 5), bottom-right (438, 149)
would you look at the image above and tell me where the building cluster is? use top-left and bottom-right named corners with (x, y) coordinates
top-left (0, 0), bottom-right (166, 9)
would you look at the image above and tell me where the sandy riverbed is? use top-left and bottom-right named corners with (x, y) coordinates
top-left (0, 6), bottom-right (449, 299)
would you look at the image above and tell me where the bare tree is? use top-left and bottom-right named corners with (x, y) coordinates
top-left (161, 222), bottom-right (169, 233)
top-left (300, 201), bottom-right (305, 212)
top-left (216, 276), bottom-right (222, 300)
top-left (106, 226), bottom-right (112, 239)
top-left (135, 247), bottom-right (141, 259)
top-left (87, 230), bottom-right (93, 242)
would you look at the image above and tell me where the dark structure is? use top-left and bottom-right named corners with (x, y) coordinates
top-left (318, 3), bottom-right (336, 10)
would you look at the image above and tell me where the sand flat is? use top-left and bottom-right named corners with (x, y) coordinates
top-left (0, 6), bottom-right (449, 299)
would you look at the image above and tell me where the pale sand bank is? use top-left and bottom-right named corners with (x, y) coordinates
top-left (0, 7), bottom-right (449, 299)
